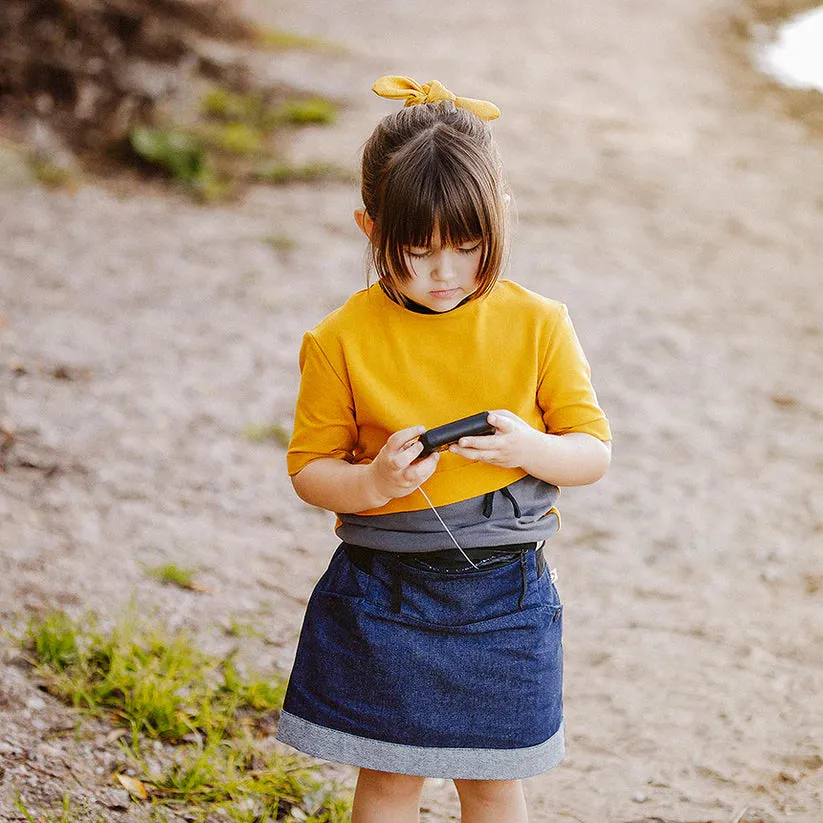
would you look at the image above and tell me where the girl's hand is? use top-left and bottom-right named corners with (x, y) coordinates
top-left (448, 410), bottom-right (540, 469)
top-left (367, 425), bottom-right (440, 500)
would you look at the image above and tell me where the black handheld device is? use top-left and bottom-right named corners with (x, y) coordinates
top-left (417, 412), bottom-right (496, 458)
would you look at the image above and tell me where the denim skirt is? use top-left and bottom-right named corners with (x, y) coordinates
top-left (275, 542), bottom-right (564, 779)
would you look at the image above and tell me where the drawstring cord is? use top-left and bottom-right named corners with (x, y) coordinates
top-left (482, 491), bottom-right (494, 518)
top-left (387, 485), bottom-right (482, 614)
top-left (482, 488), bottom-right (522, 519)
top-left (416, 486), bottom-right (480, 570)
top-left (500, 487), bottom-right (522, 518)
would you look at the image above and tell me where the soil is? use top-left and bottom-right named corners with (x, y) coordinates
top-left (2, 0), bottom-right (822, 821)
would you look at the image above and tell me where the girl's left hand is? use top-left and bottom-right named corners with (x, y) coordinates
top-left (448, 410), bottom-right (540, 469)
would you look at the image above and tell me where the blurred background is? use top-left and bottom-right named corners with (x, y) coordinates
top-left (1, 1), bottom-right (822, 821)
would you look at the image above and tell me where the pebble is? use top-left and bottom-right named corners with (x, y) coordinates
top-left (100, 788), bottom-right (131, 810)
top-left (25, 696), bottom-right (46, 711)
top-left (632, 791), bottom-right (648, 803)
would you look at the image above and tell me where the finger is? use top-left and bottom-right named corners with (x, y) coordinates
top-left (386, 425), bottom-right (426, 451)
top-left (404, 450), bottom-right (439, 481)
top-left (486, 411), bottom-right (513, 432)
top-left (455, 435), bottom-right (498, 450)
top-left (397, 438), bottom-right (425, 468)
top-left (449, 444), bottom-right (492, 462)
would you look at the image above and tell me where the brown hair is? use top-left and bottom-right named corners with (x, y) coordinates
top-left (360, 100), bottom-right (507, 304)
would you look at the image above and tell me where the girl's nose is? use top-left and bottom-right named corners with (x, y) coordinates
top-left (432, 249), bottom-right (458, 281)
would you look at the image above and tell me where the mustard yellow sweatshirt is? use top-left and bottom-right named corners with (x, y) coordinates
top-left (287, 280), bottom-right (611, 515)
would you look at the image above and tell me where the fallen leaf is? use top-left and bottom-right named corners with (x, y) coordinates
top-left (770, 394), bottom-right (797, 409)
top-left (116, 773), bottom-right (148, 800)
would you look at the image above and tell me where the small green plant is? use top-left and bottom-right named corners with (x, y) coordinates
top-left (129, 127), bottom-right (208, 183)
top-left (144, 562), bottom-right (201, 591)
top-left (223, 616), bottom-right (267, 640)
top-left (25, 611), bottom-right (79, 671)
top-left (13, 791), bottom-right (103, 823)
top-left (263, 234), bottom-right (298, 254)
top-left (201, 88), bottom-right (265, 123)
top-left (148, 736), bottom-right (347, 821)
top-left (222, 654), bottom-right (286, 712)
top-left (128, 127), bottom-right (227, 200)
top-left (28, 157), bottom-right (76, 189)
top-left (252, 26), bottom-right (342, 53)
top-left (196, 121), bottom-right (265, 156)
top-left (272, 98), bottom-right (337, 126)
top-left (242, 422), bottom-right (292, 447)
top-left (253, 161), bottom-right (353, 186)
top-left (201, 89), bottom-right (338, 130)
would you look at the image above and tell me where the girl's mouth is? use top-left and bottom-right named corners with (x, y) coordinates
top-left (429, 288), bottom-right (460, 299)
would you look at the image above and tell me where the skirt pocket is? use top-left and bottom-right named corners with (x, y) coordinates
top-left (356, 548), bottom-right (550, 629)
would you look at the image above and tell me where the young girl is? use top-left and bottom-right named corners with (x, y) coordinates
top-left (276, 75), bottom-right (612, 823)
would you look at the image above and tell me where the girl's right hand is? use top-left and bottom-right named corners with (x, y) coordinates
top-left (368, 425), bottom-right (440, 500)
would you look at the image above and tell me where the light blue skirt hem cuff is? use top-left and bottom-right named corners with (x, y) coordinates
top-left (275, 711), bottom-right (565, 779)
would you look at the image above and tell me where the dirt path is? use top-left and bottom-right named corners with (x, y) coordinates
top-left (2, 0), bottom-right (822, 821)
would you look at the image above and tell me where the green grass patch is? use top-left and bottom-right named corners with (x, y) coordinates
top-left (263, 234), bottom-right (298, 254)
top-left (201, 89), bottom-right (338, 129)
top-left (130, 88), bottom-right (341, 200)
top-left (21, 609), bottom-right (280, 742)
top-left (128, 126), bottom-right (227, 201)
top-left (143, 562), bottom-right (203, 591)
top-left (26, 611), bottom-right (80, 671)
top-left (17, 609), bottom-right (350, 821)
top-left (253, 161), bottom-right (353, 186)
top-left (223, 616), bottom-right (267, 640)
top-left (13, 791), bottom-right (103, 823)
top-left (196, 121), bottom-right (266, 156)
top-left (28, 157), bottom-right (76, 189)
top-left (242, 422), bottom-right (292, 448)
top-left (272, 98), bottom-right (336, 126)
top-left (201, 88), bottom-right (267, 123)
top-left (252, 26), bottom-right (345, 54)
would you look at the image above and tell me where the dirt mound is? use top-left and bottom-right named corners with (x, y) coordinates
top-left (0, 0), bottom-right (257, 155)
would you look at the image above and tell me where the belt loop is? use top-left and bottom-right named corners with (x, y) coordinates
top-left (517, 550), bottom-right (527, 610)
top-left (391, 558), bottom-right (403, 613)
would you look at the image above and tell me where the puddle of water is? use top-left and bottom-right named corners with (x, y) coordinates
top-left (756, 6), bottom-right (823, 91)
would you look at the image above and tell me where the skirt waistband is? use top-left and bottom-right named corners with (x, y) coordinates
top-left (343, 542), bottom-right (542, 571)
top-left (342, 542), bottom-right (546, 613)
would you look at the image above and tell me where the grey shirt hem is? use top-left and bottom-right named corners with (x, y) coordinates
top-left (335, 475), bottom-right (561, 552)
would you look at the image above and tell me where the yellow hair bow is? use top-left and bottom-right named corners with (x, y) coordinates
top-left (372, 75), bottom-right (501, 121)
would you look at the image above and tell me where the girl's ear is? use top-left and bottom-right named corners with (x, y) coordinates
top-left (354, 208), bottom-right (374, 238)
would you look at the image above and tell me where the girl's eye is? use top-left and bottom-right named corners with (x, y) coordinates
top-left (405, 242), bottom-right (481, 258)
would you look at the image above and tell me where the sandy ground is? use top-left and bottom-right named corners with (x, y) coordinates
top-left (2, 0), bottom-right (823, 821)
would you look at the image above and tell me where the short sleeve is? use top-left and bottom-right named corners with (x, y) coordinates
top-left (537, 305), bottom-right (611, 441)
top-left (286, 332), bottom-right (358, 476)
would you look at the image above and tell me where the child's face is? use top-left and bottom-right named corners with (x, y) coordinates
top-left (398, 237), bottom-right (482, 312)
